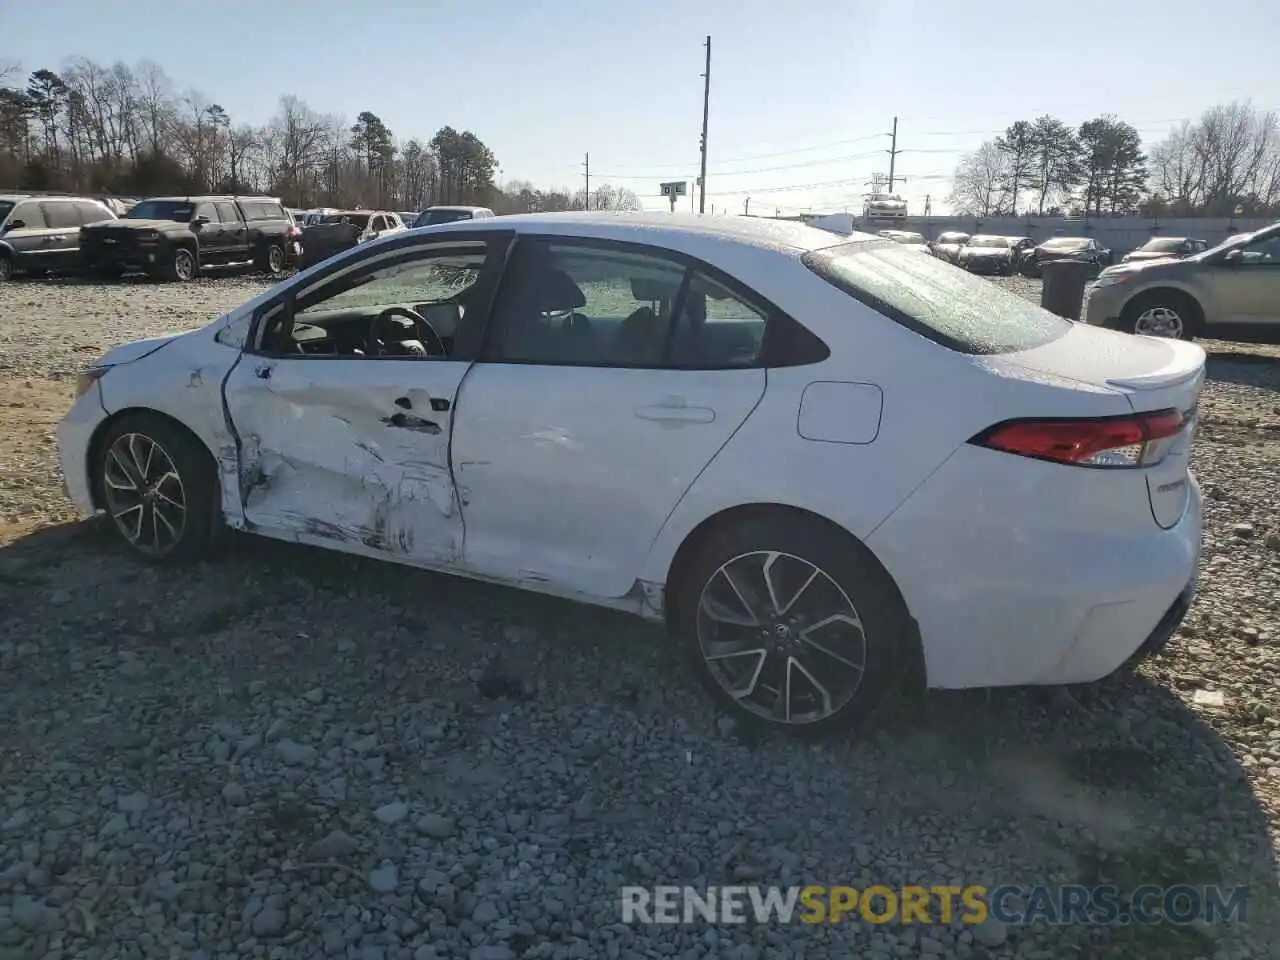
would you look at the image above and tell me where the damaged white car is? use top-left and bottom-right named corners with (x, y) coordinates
top-left (58, 212), bottom-right (1204, 735)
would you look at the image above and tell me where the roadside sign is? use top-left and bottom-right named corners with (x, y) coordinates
top-left (660, 181), bottom-right (687, 212)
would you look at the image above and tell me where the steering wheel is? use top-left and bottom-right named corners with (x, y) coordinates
top-left (367, 306), bottom-right (446, 358)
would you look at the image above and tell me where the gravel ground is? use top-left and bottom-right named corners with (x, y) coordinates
top-left (1, 275), bottom-right (1279, 959)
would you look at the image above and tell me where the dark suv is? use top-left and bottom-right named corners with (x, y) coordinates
top-left (0, 194), bottom-right (117, 280)
top-left (79, 195), bottom-right (298, 282)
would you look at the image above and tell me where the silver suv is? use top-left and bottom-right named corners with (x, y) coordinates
top-left (0, 194), bottom-right (117, 280)
top-left (1083, 223), bottom-right (1280, 339)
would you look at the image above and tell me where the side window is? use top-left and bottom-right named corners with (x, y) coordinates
top-left (489, 241), bottom-right (687, 366)
top-left (1240, 236), bottom-right (1280, 265)
top-left (73, 201), bottom-right (110, 225)
top-left (41, 203), bottom-right (81, 230)
top-left (194, 202), bottom-right (216, 223)
top-left (239, 202), bottom-right (262, 220)
top-left (371, 216), bottom-right (387, 232)
top-left (259, 243), bottom-right (491, 359)
top-left (215, 202), bottom-right (240, 224)
top-left (668, 272), bottom-right (767, 368)
top-left (10, 202), bottom-right (45, 229)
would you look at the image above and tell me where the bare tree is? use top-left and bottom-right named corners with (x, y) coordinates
top-left (1148, 101), bottom-right (1279, 215)
top-left (947, 141), bottom-right (1010, 216)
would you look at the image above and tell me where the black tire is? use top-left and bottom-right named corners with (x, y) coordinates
top-left (1119, 290), bottom-right (1201, 340)
top-left (258, 242), bottom-right (286, 277)
top-left (93, 412), bottom-right (220, 564)
top-left (0, 254), bottom-right (12, 282)
top-left (167, 246), bottom-right (197, 282)
top-left (673, 513), bottom-right (915, 738)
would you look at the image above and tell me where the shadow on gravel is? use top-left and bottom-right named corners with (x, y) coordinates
top-left (1, 520), bottom-right (1277, 957)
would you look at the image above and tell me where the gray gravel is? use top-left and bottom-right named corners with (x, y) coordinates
top-left (1, 275), bottom-right (1278, 959)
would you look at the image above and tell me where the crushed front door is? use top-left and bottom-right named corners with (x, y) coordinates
top-left (222, 355), bottom-right (468, 563)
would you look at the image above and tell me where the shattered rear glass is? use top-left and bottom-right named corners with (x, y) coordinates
top-left (802, 241), bottom-right (1071, 355)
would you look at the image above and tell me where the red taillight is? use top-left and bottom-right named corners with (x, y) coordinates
top-left (971, 408), bottom-right (1188, 468)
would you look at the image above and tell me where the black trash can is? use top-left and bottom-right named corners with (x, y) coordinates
top-left (1039, 259), bottom-right (1094, 321)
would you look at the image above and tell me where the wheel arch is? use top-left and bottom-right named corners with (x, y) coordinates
top-left (660, 500), bottom-right (927, 690)
top-left (1120, 283), bottom-right (1206, 326)
top-left (86, 406), bottom-right (220, 511)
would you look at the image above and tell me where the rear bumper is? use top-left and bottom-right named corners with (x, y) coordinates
top-left (1117, 574), bottom-right (1196, 672)
top-left (866, 445), bottom-right (1203, 690)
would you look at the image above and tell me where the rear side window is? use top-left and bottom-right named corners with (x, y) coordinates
top-left (241, 201), bottom-right (284, 221)
top-left (74, 201), bottom-right (112, 225)
top-left (41, 202), bottom-right (80, 230)
top-left (10, 202), bottom-right (45, 228)
top-left (802, 240), bottom-right (1071, 355)
top-left (215, 202), bottom-right (239, 223)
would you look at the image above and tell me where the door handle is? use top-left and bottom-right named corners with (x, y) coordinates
top-left (635, 399), bottom-right (715, 424)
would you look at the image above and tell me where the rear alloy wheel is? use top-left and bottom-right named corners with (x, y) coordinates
top-left (169, 247), bottom-right (196, 282)
top-left (96, 414), bottom-right (218, 563)
top-left (677, 516), bottom-right (912, 737)
top-left (263, 243), bottom-right (285, 277)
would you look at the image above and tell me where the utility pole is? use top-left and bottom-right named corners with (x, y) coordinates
top-left (744, 197), bottom-right (750, 216)
top-left (886, 116), bottom-right (901, 192)
top-left (924, 194), bottom-right (932, 217)
top-left (698, 35), bottom-right (711, 214)
top-left (582, 153), bottom-right (590, 210)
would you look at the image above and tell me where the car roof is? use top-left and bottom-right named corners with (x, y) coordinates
top-left (426, 205), bottom-right (492, 213)
top-left (413, 211), bottom-right (869, 254)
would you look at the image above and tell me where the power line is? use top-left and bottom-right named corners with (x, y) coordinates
top-left (591, 149), bottom-right (887, 180)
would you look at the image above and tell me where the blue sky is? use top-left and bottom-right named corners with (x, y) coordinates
top-left (5, 0), bottom-right (1278, 214)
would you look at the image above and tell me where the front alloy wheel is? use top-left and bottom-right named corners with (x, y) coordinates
top-left (95, 413), bottom-right (219, 563)
top-left (697, 550), bottom-right (867, 725)
top-left (102, 432), bottom-right (188, 556)
top-left (171, 248), bottom-right (195, 282)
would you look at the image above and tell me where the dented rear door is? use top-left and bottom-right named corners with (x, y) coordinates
top-left (223, 356), bottom-right (469, 563)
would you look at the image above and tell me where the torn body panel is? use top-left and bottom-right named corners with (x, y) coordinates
top-left (221, 358), bottom-right (470, 565)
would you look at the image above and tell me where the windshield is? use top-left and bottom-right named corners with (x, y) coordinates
top-left (1138, 238), bottom-right (1184, 253)
top-left (1196, 233), bottom-right (1253, 259)
top-left (893, 232), bottom-right (925, 244)
top-left (1042, 238), bottom-right (1087, 251)
top-left (802, 240), bottom-right (1070, 355)
top-left (968, 236), bottom-right (1008, 248)
top-left (417, 209), bottom-right (471, 226)
top-left (937, 233), bottom-right (969, 244)
top-left (126, 200), bottom-right (194, 222)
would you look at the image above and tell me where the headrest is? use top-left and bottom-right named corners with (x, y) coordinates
top-left (631, 276), bottom-right (681, 301)
top-left (536, 269), bottom-right (586, 311)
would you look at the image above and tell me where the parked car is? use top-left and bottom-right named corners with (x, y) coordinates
top-left (1020, 237), bottom-right (1111, 277)
top-left (297, 210), bottom-right (407, 269)
top-left (931, 231), bottom-right (970, 264)
top-left (1007, 237), bottom-right (1035, 270)
top-left (0, 194), bottom-right (117, 280)
top-left (1120, 236), bottom-right (1209, 265)
top-left (288, 208), bottom-right (308, 229)
top-left (398, 211), bottom-right (420, 228)
top-left (57, 213), bottom-right (1203, 735)
top-left (956, 235), bottom-right (1017, 276)
top-left (412, 205), bottom-right (495, 227)
top-left (80, 195), bottom-right (297, 282)
top-left (862, 193), bottom-right (907, 220)
top-left (879, 229), bottom-right (929, 253)
top-left (1084, 222), bottom-right (1280, 339)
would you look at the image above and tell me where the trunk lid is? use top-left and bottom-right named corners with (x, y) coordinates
top-left (989, 324), bottom-right (1205, 529)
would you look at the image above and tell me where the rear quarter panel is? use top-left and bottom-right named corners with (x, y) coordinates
top-left (637, 255), bottom-right (1128, 587)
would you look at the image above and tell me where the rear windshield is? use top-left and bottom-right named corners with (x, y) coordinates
top-left (1043, 238), bottom-right (1087, 250)
top-left (416, 209), bottom-right (471, 226)
top-left (802, 240), bottom-right (1071, 355)
top-left (315, 213), bottom-right (371, 228)
top-left (937, 233), bottom-right (969, 243)
top-left (1138, 238), bottom-right (1183, 252)
top-left (127, 200), bottom-right (193, 222)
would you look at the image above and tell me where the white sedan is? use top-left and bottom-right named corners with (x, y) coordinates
top-left (58, 212), bottom-right (1204, 735)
